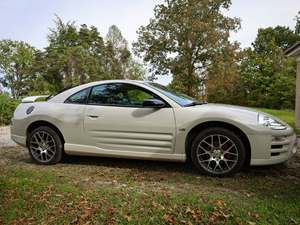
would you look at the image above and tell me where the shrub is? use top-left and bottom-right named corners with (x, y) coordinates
top-left (0, 94), bottom-right (20, 125)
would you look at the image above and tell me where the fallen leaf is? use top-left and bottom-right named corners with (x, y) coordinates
top-left (125, 214), bottom-right (132, 222)
top-left (163, 214), bottom-right (176, 224)
top-left (180, 220), bottom-right (193, 225)
top-left (215, 199), bottom-right (226, 208)
top-left (247, 221), bottom-right (256, 225)
top-left (151, 201), bottom-right (158, 208)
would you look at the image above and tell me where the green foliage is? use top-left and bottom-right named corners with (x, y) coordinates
top-left (294, 11), bottom-right (300, 35)
top-left (133, 0), bottom-right (240, 97)
top-left (0, 9), bottom-right (299, 110)
top-left (0, 17), bottom-right (146, 97)
top-left (239, 26), bottom-right (300, 109)
top-left (253, 26), bottom-right (300, 51)
top-left (40, 17), bottom-right (107, 92)
top-left (0, 93), bottom-right (20, 125)
top-left (206, 42), bottom-right (245, 105)
top-left (105, 25), bottom-right (145, 80)
top-left (0, 40), bottom-right (37, 98)
top-left (134, 3), bottom-right (300, 109)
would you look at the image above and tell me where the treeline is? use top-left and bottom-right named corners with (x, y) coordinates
top-left (207, 25), bottom-right (300, 109)
top-left (0, 0), bottom-right (300, 111)
top-left (0, 18), bottom-right (145, 98)
top-left (133, 0), bottom-right (300, 110)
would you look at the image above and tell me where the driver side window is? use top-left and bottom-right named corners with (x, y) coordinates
top-left (88, 83), bottom-right (160, 107)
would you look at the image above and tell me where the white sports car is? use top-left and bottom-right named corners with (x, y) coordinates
top-left (11, 80), bottom-right (297, 176)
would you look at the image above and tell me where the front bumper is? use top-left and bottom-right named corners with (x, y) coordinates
top-left (250, 128), bottom-right (297, 166)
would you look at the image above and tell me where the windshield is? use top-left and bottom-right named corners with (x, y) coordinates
top-left (146, 82), bottom-right (202, 107)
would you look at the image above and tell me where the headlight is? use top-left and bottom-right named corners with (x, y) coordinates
top-left (258, 113), bottom-right (286, 130)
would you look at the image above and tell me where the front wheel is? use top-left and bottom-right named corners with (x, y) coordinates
top-left (190, 127), bottom-right (246, 177)
top-left (28, 126), bottom-right (63, 165)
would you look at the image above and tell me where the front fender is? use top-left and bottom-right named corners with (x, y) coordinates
top-left (172, 106), bottom-right (270, 155)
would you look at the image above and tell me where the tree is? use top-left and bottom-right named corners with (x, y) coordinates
top-left (41, 17), bottom-right (106, 92)
top-left (0, 17), bottom-right (146, 97)
top-left (295, 11), bottom-right (300, 36)
top-left (253, 26), bottom-right (300, 52)
top-left (105, 25), bottom-right (145, 80)
top-left (127, 60), bottom-right (146, 80)
top-left (206, 42), bottom-right (245, 104)
top-left (0, 40), bottom-right (37, 98)
top-left (133, 0), bottom-right (240, 98)
top-left (39, 20), bottom-right (144, 93)
top-left (239, 26), bottom-right (300, 109)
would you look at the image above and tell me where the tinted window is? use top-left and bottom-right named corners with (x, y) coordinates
top-left (88, 83), bottom-right (159, 107)
top-left (65, 88), bottom-right (90, 104)
top-left (146, 82), bottom-right (202, 107)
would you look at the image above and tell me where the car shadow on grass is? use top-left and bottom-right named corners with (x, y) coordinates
top-left (62, 154), bottom-right (197, 174)
top-left (2, 146), bottom-right (300, 180)
top-left (59, 154), bottom-right (300, 202)
top-left (59, 153), bottom-right (300, 179)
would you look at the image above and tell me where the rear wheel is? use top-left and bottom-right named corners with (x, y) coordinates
top-left (28, 126), bottom-right (63, 165)
top-left (190, 127), bottom-right (246, 177)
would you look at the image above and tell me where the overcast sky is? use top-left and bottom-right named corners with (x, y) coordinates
top-left (0, 0), bottom-right (299, 84)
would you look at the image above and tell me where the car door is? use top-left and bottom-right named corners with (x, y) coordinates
top-left (84, 83), bottom-right (176, 154)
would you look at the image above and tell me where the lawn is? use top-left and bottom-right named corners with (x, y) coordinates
top-left (0, 146), bottom-right (300, 225)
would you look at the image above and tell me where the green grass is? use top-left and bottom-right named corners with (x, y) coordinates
top-left (257, 108), bottom-right (299, 134)
top-left (1, 160), bottom-right (300, 225)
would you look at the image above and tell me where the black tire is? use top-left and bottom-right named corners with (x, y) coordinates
top-left (27, 126), bottom-right (63, 165)
top-left (190, 127), bottom-right (246, 177)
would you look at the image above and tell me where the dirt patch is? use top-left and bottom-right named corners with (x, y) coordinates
top-left (0, 146), bottom-right (29, 166)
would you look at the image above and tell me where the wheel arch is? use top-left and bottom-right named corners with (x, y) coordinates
top-left (185, 121), bottom-right (251, 166)
top-left (26, 120), bottom-right (65, 147)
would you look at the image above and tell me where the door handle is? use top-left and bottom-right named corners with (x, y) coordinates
top-left (87, 115), bottom-right (99, 118)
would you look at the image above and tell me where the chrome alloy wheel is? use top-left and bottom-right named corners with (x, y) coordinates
top-left (29, 131), bottom-right (56, 163)
top-left (196, 134), bottom-right (238, 175)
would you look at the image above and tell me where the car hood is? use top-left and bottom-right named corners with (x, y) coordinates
top-left (191, 103), bottom-right (259, 116)
top-left (200, 103), bottom-right (258, 113)
top-left (189, 103), bottom-right (288, 126)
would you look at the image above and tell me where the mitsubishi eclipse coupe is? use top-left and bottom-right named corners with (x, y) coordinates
top-left (11, 80), bottom-right (297, 176)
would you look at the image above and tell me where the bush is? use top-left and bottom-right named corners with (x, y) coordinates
top-left (0, 94), bottom-right (20, 125)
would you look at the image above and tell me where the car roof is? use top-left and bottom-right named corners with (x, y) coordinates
top-left (87, 79), bottom-right (146, 85)
top-left (47, 79), bottom-right (181, 108)
top-left (48, 80), bottom-right (148, 103)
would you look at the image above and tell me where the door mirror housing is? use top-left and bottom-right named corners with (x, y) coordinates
top-left (142, 99), bottom-right (166, 108)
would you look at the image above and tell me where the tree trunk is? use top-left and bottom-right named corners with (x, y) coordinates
top-left (296, 58), bottom-right (300, 129)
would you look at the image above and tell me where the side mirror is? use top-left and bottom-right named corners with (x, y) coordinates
top-left (142, 99), bottom-right (166, 108)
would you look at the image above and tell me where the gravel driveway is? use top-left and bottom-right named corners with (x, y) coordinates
top-left (0, 126), bottom-right (17, 148)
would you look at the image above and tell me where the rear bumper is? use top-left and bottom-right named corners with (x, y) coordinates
top-left (10, 115), bottom-right (28, 147)
top-left (10, 124), bottom-right (27, 147)
top-left (11, 134), bottom-right (27, 147)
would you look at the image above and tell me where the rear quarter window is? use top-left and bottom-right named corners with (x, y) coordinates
top-left (65, 88), bottom-right (90, 104)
